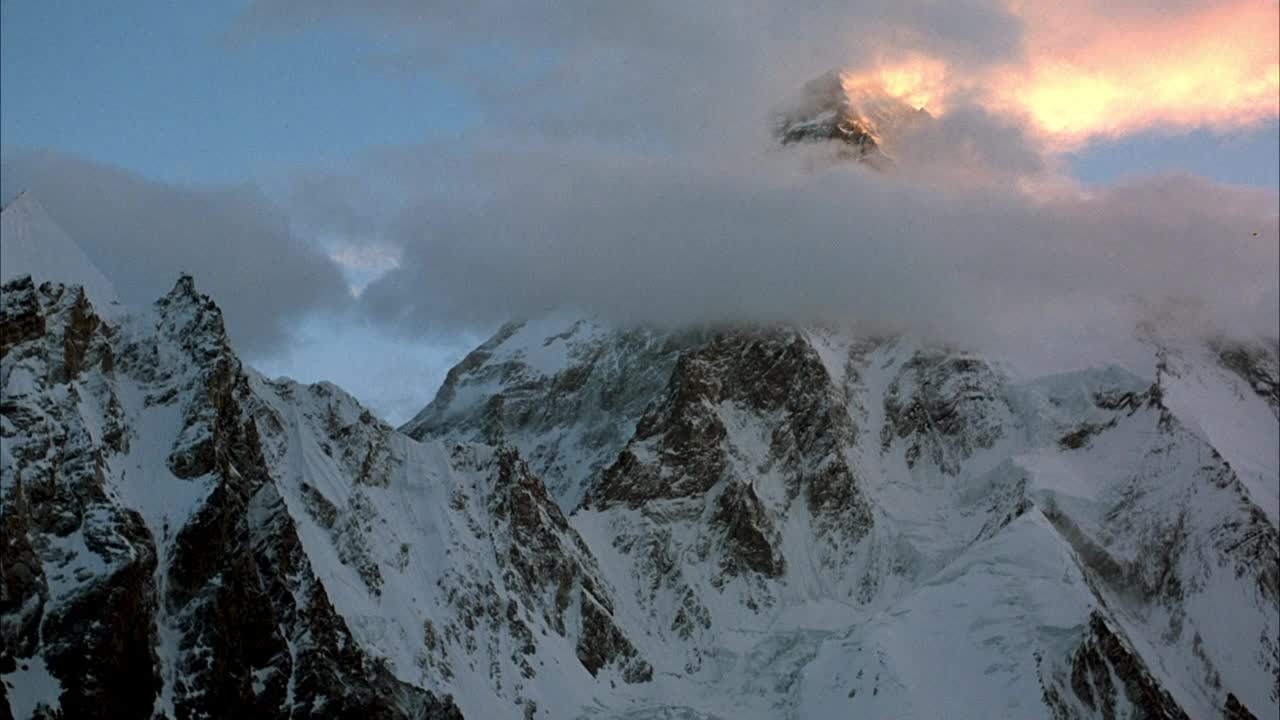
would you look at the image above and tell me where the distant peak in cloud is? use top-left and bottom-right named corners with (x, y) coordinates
top-left (0, 190), bottom-right (119, 308)
top-left (775, 69), bottom-right (932, 169)
top-left (1, 150), bottom-right (352, 354)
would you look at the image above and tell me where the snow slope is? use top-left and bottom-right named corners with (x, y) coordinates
top-left (410, 319), bottom-right (1279, 719)
top-left (1, 193), bottom-right (118, 309)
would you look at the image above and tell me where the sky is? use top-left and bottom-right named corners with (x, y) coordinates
top-left (2, 0), bottom-right (1278, 423)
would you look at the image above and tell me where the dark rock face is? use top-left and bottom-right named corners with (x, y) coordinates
top-left (1, 279), bottom-right (161, 719)
top-left (712, 481), bottom-right (785, 578)
top-left (591, 328), bottom-right (860, 511)
top-left (579, 326), bottom-right (874, 644)
top-left (0, 276), bottom-right (45, 359)
top-left (1, 277), bottom-right (462, 720)
top-left (1068, 613), bottom-right (1191, 720)
top-left (880, 352), bottom-right (1008, 475)
top-left (576, 593), bottom-right (652, 683)
top-left (1224, 692), bottom-right (1260, 720)
top-left (249, 483), bottom-right (463, 720)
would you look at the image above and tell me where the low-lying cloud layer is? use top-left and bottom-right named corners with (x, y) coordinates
top-left (356, 135), bottom-right (1278, 348)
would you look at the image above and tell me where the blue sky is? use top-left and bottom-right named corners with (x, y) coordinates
top-left (1068, 122), bottom-right (1280, 188)
top-left (3, 1), bottom-right (1277, 423)
top-left (2, 0), bottom-right (488, 422)
top-left (1, 1), bottom-right (476, 185)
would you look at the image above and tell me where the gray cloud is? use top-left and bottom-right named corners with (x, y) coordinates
top-left (1, 150), bottom-right (350, 354)
top-left (234, 0), bottom-right (1025, 151)
top-left (236, 0), bottom-right (1276, 352)
top-left (350, 129), bottom-right (1277, 350)
top-left (5, 0), bottom-right (1270, 422)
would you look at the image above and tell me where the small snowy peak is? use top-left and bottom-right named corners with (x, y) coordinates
top-left (775, 69), bottom-right (930, 167)
top-left (1, 192), bottom-right (118, 310)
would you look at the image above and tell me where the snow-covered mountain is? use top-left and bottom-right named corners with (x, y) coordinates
top-left (0, 274), bottom-right (467, 720)
top-left (405, 315), bottom-right (1280, 719)
top-left (2, 203), bottom-right (1277, 718)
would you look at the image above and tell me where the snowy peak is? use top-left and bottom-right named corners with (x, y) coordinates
top-left (0, 192), bottom-right (118, 309)
top-left (775, 69), bottom-right (931, 167)
top-left (4, 267), bottom-right (1278, 719)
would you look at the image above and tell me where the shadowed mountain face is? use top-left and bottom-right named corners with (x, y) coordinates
top-left (1, 276), bottom-right (465, 720)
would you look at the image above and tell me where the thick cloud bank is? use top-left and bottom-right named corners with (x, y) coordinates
top-left (3, 0), bottom-right (1275, 370)
top-left (240, 0), bottom-right (1278, 348)
top-left (356, 136), bottom-right (1278, 347)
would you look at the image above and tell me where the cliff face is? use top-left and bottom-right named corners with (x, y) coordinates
top-left (413, 317), bottom-right (1279, 720)
top-left (1, 276), bottom-right (462, 720)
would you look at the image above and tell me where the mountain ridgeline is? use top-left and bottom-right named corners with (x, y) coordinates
top-left (3, 268), bottom-right (1276, 719)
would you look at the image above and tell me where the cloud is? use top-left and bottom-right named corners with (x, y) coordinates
top-left (235, 0), bottom-right (1277, 149)
top-left (233, 0), bottom-right (1027, 151)
top-left (1, 149), bottom-right (350, 354)
top-left (986, 0), bottom-right (1280, 144)
top-left (353, 133), bottom-right (1277, 351)
top-left (251, 313), bottom-right (480, 425)
top-left (235, 0), bottom-right (1276, 353)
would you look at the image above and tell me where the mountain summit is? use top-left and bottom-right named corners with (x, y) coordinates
top-left (775, 69), bottom-right (931, 168)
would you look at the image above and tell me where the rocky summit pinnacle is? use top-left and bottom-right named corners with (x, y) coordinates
top-left (774, 69), bottom-right (930, 168)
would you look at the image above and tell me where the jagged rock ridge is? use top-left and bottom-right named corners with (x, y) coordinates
top-left (3, 273), bottom-right (1277, 719)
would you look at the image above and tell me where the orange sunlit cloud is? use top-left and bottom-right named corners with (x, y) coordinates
top-left (999, 0), bottom-right (1280, 145)
top-left (849, 1), bottom-right (1279, 148)
top-left (870, 57), bottom-right (951, 113)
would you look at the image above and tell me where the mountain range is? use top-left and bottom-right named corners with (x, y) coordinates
top-left (1, 151), bottom-right (1277, 718)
